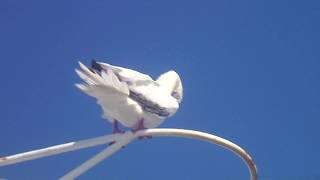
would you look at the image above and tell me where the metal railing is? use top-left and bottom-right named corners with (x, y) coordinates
top-left (0, 128), bottom-right (258, 180)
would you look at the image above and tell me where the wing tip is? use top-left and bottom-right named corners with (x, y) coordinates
top-left (75, 83), bottom-right (88, 91)
top-left (91, 59), bottom-right (103, 72)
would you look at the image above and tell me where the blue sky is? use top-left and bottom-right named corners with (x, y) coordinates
top-left (0, 0), bottom-right (319, 179)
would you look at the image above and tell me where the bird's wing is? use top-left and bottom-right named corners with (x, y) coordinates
top-left (75, 62), bottom-right (130, 120)
top-left (98, 62), bottom-right (181, 115)
top-left (97, 62), bottom-right (154, 85)
top-left (93, 61), bottom-right (176, 117)
top-left (75, 62), bottom-right (129, 95)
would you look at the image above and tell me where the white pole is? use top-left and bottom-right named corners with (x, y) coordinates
top-left (0, 128), bottom-right (258, 180)
top-left (59, 131), bottom-right (135, 180)
top-left (60, 128), bottom-right (258, 180)
top-left (0, 133), bottom-right (123, 166)
top-left (138, 129), bottom-right (258, 180)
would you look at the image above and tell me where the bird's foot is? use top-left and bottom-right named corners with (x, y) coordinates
top-left (132, 119), bottom-right (152, 139)
top-left (132, 119), bottom-right (146, 132)
top-left (112, 120), bottom-right (125, 134)
top-left (132, 128), bottom-right (152, 140)
top-left (109, 120), bottom-right (126, 146)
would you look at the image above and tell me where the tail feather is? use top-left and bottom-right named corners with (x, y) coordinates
top-left (91, 59), bottom-right (103, 73)
top-left (75, 61), bottom-right (129, 96)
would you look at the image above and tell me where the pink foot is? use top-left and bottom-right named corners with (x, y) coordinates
top-left (112, 120), bottom-right (125, 134)
top-left (132, 119), bottom-right (152, 139)
top-left (109, 120), bottom-right (125, 146)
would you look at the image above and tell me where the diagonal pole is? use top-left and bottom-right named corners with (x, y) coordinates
top-left (59, 131), bottom-right (135, 180)
top-left (0, 133), bottom-right (123, 166)
top-left (59, 128), bottom-right (258, 180)
top-left (1, 128), bottom-right (258, 180)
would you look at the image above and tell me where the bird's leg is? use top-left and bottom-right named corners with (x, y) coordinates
top-left (133, 119), bottom-right (152, 139)
top-left (112, 120), bottom-right (125, 134)
top-left (109, 120), bottom-right (125, 146)
top-left (135, 119), bottom-right (146, 131)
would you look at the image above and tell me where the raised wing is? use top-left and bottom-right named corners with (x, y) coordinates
top-left (91, 61), bottom-right (177, 118)
top-left (75, 62), bottom-right (132, 121)
top-left (75, 61), bottom-right (180, 128)
top-left (95, 61), bottom-right (154, 86)
top-left (75, 62), bottom-right (129, 96)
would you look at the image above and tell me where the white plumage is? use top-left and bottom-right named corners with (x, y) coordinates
top-left (75, 60), bottom-right (183, 132)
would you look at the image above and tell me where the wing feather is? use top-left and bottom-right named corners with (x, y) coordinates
top-left (76, 62), bottom-right (129, 96)
top-left (75, 61), bottom-right (138, 124)
top-left (98, 62), bottom-right (153, 83)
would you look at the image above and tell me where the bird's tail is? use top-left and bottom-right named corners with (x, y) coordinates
top-left (91, 59), bottom-right (103, 73)
top-left (74, 61), bottom-right (129, 97)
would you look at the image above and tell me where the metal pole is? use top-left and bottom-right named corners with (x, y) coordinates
top-left (1, 128), bottom-right (258, 180)
top-left (0, 133), bottom-right (123, 166)
top-left (60, 132), bottom-right (135, 180)
top-left (60, 129), bottom-right (258, 180)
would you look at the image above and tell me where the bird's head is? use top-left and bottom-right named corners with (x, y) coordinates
top-left (157, 70), bottom-right (183, 103)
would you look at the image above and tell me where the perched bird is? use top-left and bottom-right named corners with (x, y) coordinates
top-left (75, 60), bottom-right (183, 133)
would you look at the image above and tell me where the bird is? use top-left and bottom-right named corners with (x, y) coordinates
top-left (75, 60), bottom-right (183, 133)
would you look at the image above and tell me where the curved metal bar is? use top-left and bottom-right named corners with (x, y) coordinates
top-left (0, 133), bottom-right (123, 167)
top-left (137, 129), bottom-right (258, 180)
top-left (61, 128), bottom-right (258, 180)
top-left (0, 128), bottom-right (257, 179)
top-left (60, 132), bottom-right (136, 180)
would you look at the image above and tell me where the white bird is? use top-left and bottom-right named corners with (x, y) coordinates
top-left (75, 60), bottom-right (183, 133)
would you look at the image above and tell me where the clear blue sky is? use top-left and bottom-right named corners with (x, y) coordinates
top-left (0, 0), bottom-right (319, 179)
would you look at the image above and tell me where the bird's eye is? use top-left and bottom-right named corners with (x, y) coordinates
top-left (171, 91), bottom-right (180, 100)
